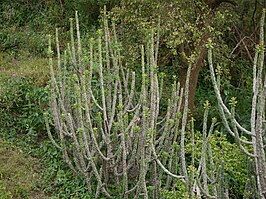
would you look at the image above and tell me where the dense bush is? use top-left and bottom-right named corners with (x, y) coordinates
top-left (0, 76), bottom-right (48, 141)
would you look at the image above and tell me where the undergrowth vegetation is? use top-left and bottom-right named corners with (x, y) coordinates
top-left (0, 76), bottom-right (92, 198)
top-left (0, 139), bottom-right (45, 199)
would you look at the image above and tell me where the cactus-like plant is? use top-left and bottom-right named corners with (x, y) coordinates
top-left (45, 7), bottom-right (233, 199)
top-left (207, 10), bottom-right (266, 199)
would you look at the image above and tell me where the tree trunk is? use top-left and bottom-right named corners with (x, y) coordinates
top-left (179, 34), bottom-right (209, 111)
top-left (180, 60), bottom-right (201, 111)
top-left (179, 0), bottom-right (237, 111)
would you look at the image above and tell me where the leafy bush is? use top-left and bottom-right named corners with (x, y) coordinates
top-left (0, 27), bottom-right (48, 56)
top-left (0, 77), bottom-right (48, 141)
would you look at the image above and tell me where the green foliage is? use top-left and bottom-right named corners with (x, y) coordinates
top-left (38, 141), bottom-right (93, 198)
top-left (0, 139), bottom-right (45, 198)
top-left (0, 77), bottom-right (48, 142)
top-left (0, 0), bottom-right (120, 56)
top-left (186, 130), bottom-right (249, 198)
top-left (110, 0), bottom-right (234, 66)
top-left (0, 52), bottom-right (50, 87)
top-left (0, 1), bottom-right (52, 56)
top-left (0, 76), bottom-right (93, 198)
top-left (195, 54), bottom-right (253, 131)
top-left (160, 181), bottom-right (189, 199)
top-left (0, 183), bottom-right (13, 199)
top-left (209, 134), bottom-right (248, 197)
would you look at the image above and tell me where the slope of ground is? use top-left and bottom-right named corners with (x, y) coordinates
top-left (0, 138), bottom-right (47, 199)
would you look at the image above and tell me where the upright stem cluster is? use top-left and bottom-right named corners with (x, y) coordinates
top-left (207, 10), bottom-right (266, 199)
top-left (46, 7), bottom-right (233, 199)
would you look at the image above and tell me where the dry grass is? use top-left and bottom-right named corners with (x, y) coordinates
top-left (0, 52), bottom-right (50, 87)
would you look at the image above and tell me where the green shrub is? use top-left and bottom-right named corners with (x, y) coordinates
top-left (0, 77), bottom-right (48, 141)
top-left (0, 27), bottom-right (48, 56)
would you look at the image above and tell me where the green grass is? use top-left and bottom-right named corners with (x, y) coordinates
top-left (0, 139), bottom-right (47, 199)
top-left (0, 53), bottom-right (50, 198)
top-left (0, 2), bottom-right (101, 197)
top-left (0, 54), bottom-right (92, 198)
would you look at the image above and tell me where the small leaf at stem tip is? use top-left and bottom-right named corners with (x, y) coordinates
top-left (89, 38), bottom-right (94, 45)
top-left (77, 128), bottom-right (83, 133)
top-left (148, 128), bottom-right (153, 137)
top-left (206, 38), bottom-right (214, 49)
top-left (84, 70), bottom-right (89, 76)
top-left (229, 97), bottom-right (237, 107)
top-left (203, 100), bottom-right (211, 110)
top-left (161, 151), bottom-right (169, 159)
top-left (144, 108), bottom-right (149, 117)
top-left (72, 74), bottom-right (78, 82)
top-left (168, 119), bottom-right (174, 125)
top-left (177, 112), bottom-right (182, 119)
top-left (191, 117), bottom-right (196, 122)
top-left (60, 114), bottom-right (65, 120)
top-left (73, 103), bottom-right (78, 109)
top-left (83, 56), bottom-right (89, 63)
top-left (97, 29), bottom-right (103, 37)
top-left (134, 126), bottom-right (140, 133)
top-left (187, 54), bottom-right (196, 63)
top-left (215, 64), bottom-right (222, 76)
top-left (117, 105), bottom-right (123, 111)
top-left (172, 75), bottom-right (177, 80)
top-left (255, 44), bottom-right (264, 53)
top-left (159, 72), bottom-right (165, 79)
top-left (173, 141), bottom-right (179, 150)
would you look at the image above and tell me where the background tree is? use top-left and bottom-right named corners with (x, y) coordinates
top-left (110, 0), bottom-right (265, 111)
